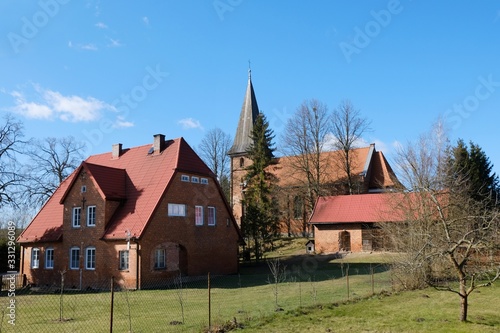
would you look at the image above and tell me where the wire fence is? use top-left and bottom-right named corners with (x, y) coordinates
top-left (1, 258), bottom-right (393, 332)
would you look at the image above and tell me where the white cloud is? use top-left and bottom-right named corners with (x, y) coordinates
top-left (81, 43), bottom-right (98, 51)
top-left (178, 118), bottom-right (203, 130)
top-left (4, 84), bottom-right (115, 123)
top-left (113, 116), bottom-right (134, 128)
top-left (107, 37), bottom-right (123, 48)
top-left (95, 22), bottom-right (108, 29)
top-left (142, 16), bottom-right (150, 25)
top-left (68, 41), bottom-right (98, 51)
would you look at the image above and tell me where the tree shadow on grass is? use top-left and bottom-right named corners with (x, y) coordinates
top-left (185, 253), bottom-right (391, 290)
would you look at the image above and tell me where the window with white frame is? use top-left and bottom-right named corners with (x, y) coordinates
top-left (181, 175), bottom-right (190, 182)
top-left (45, 248), bottom-right (54, 269)
top-left (168, 203), bottom-right (186, 217)
top-left (70, 247), bottom-right (80, 270)
top-left (31, 248), bottom-right (40, 269)
top-left (72, 207), bottom-right (81, 227)
top-left (191, 176), bottom-right (199, 183)
top-left (207, 206), bottom-right (216, 226)
top-left (87, 205), bottom-right (96, 226)
top-left (119, 250), bottom-right (129, 270)
top-left (195, 205), bottom-right (204, 226)
top-left (85, 247), bottom-right (96, 270)
top-left (201, 178), bottom-right (208, 185)
top-left (154, 248), bottom-right (166, 269)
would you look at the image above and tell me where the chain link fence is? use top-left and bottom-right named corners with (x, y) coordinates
top-left (1, 257), bottom-right (393, 332)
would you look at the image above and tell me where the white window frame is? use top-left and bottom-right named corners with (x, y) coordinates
top-left (45, 248), bottom-right (54, 269)
top-left (207, 206), bottom-right (216, 226)
top-left (195, 205), bottom-right (204, 226)
top-left (181, 175), bottom-right (190, 182)
top-left (168, 203), bottom-right (186, 217)
top-left (191, 176), bottom-right (199, 183)
top-left (119, 250), bottom-right (129, 271)
top-left (154, 248), bottom-right (166, 269)
top-left (31, 248), bottom-right (40, 269)
top-left (85, 247), bottom-right (96, 270)
top-left (70, 247), bottom-right (80, 270)
top-left (200, 178), bottom-right (209, 185)
top-left (87, 205), bottom-right (96, 226)
top-left (72, 207), bottom-right (81, 228)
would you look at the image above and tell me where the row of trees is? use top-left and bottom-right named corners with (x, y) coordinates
top-left (0, 115), bottom-right (84, 216)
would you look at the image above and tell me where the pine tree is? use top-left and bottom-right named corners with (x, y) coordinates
top-left (243, 112), bottom-right (279, 260)
top-left (449, 139), bottom-right (499, 206)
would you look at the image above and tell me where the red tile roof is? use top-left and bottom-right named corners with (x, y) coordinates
top-left (18, 137), bottom-right (217, 243)
top-left (309, 193), bottom-right (407, 224)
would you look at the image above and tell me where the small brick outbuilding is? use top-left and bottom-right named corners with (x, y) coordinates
top-left (309, 193), bottom-right (406, 253)
top-left (18, 134), bottom-right (242, 289)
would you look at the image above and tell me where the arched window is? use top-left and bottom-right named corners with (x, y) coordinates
top-left (293, 196), bottom-right (303, 219)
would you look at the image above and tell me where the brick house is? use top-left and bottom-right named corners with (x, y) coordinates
top-left (309, 193), bottom-right (406, 253)
top-left (228, 71), bottom-right (399, 236)
top-left (18, 134), bottom-right (242, 289)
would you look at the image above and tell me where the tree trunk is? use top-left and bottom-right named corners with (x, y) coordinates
top-left (459, 281), bottom-right (468, 322)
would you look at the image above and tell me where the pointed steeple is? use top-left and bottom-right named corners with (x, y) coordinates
top-left (228, 69), bottom-right (260, 156)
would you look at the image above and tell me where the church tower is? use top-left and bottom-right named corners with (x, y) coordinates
top-left (228, 69), bottom-right (260, 227)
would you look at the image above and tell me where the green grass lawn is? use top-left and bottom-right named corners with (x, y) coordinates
top-left (2, 244), bottom-right (498, 333)
top-left (237, 282), bottom-right (500, 333)
top-left (0, 249), bottom-right (393, 333)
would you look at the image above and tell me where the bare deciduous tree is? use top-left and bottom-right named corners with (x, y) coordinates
top-left (0, 115), bottom-right (26, 207)
top-left (24, 136), bottom-right (85, 207)
top-left (198, 127), bottom-right (232, 200)
top-left (280, 99), bottom-right (331, 233)
top-left (331, 100), bottom-right (371, 194)
top-left (384, 121), bottom-right (500, 322)
top-left (267, 258), bottom-right (287, 310)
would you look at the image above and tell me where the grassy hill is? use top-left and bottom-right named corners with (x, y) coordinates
top-left (230, 238), bottom-right (500, 333)
top-left (235, 283), bottom-right (500, 333)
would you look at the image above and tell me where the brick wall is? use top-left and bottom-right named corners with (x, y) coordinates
top-left (230, 155), bottom-right (253, 227)
top-left (140, 171), bottom-right (240, 286)
top-left (314, 223), bottom-right (363, 253)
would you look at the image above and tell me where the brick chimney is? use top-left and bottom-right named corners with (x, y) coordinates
top-left (153, 134), bottom-right (166, 155)
top-left (112, 143), bottom-right (123, 159)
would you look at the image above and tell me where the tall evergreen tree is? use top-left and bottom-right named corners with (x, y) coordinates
top-left (243, 112), bottom-right (279, 260)
top-left (449, 139), bottom-right (499, 206)
top-left (468, 142), bottom-right (499, 204)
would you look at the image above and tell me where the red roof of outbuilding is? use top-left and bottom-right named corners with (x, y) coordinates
top-left (18, 137), bottom-right (217, 243)
top-left (309, 193), bottom-right (406, 224)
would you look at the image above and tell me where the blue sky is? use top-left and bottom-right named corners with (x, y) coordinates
top-left (1, 1), bottom-right (500, 175)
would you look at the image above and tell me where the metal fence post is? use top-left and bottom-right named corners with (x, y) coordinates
top-left (110, 277), bottom-right (114, 333)
top-left (208, 272), bottom-right (212, 330)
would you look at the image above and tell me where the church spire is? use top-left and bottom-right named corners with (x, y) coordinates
top-left (228, 69), bottom-right (260, 156)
